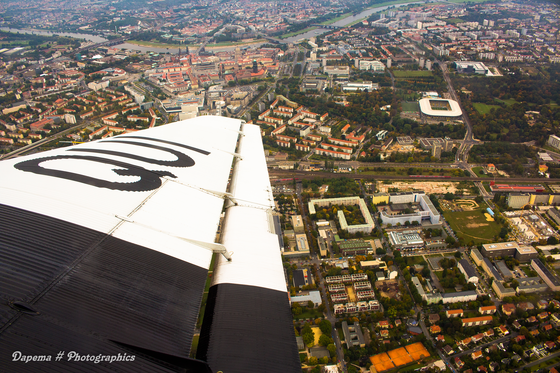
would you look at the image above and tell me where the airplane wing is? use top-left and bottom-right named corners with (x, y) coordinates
top-left (0, 116), bottom-right (300, 372)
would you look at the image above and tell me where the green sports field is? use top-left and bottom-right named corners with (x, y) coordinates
top-left (473, 102), bottom-right (500, 115)
top-left (443, 207), bottom-right (501, 244)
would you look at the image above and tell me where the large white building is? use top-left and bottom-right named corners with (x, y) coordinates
top-left (379, 192), bottom-right (440, 225)
top-left (419, 98), bottom-right (462, 120)
top-left (355, 59), bottom-right (385, 72)
top-left (342, 82), bottom-right (379, 92)
top-left (454, 61), bottom-right (490, 75)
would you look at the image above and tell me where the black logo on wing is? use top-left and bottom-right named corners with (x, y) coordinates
top-left (14, 136), bottom-right (210, 192)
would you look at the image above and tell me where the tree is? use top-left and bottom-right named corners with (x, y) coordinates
top-left (548, 236), bottom-right (559, 245)
top-left (319, 334), bottom-right (333, 346)
top-left (454, 251), bottom-right (462, 258)
top-left (327, 343), bottom-right (337, 358)
top-left (319, 319), bottom-right (332, 334)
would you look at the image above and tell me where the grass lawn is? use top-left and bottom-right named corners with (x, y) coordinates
top-left (494, 98), bottom-right (519, 106)
top-left (444, 18), bottom-right (466, 24)
top-left (347, 17), bottom-right (369, 27)
top-left (425, 253), bottom-right (444, 257)
top-left (206, 39), bottom-right (266, 47)
top-left (443, 205), bottom-right (502, 244)
top-left (294, 308), bottom-right (323, 320)
top-left (473, 102), bottom-right (500, 115)
top-left (321, 12), bottom-right (352, 25)
top-left (472, 166), bottom-right (490, 178)
top-left (405, 255), bottom-right (426, 266)
top-left (401, 101), bottom-right (419, 112)
top-left (281, 27), bottom-right (318, 39)
top-left (127, 39), bottom-right (199, 48)
top-left (392, 70), bottom-right (434, 78)
top-left (441, 0), bottom-right (494, 3)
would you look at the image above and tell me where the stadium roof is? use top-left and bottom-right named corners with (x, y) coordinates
top-left (418, 98), bottom-right (462, 117)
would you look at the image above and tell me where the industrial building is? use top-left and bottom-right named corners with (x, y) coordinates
top-left (339, 240), bottom-right (373, 256)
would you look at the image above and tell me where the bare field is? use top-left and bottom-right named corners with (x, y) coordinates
top-left (377, 181), bottom-right (458, 194)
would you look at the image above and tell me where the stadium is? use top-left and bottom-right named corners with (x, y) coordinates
top-left (418, 98), bottom-right (463, 120)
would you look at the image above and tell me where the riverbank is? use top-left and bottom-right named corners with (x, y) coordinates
top-left (127, 40), bottom-right (199, 49)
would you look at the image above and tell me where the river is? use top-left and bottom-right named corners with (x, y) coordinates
top-left (284, 0), bottom-right (424, 43)
top-left (2, 1), bottom-right (425, 52)
top-left (0, 28), bottom-right (107, 43)
top-left (0, 27), bottom-right (265, 54)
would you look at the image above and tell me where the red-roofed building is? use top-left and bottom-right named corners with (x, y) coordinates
top-left (502, 303), bottom-right (516, 316)
top-left (430, 325), bottom-right (441, 334)
top-left (472, 351), bottom-right (482, 360)
top-left (30, 118), bottom-right (54, 132)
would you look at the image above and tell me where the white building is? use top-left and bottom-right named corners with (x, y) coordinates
top-left (355, 60), bottom-right (385, 72)
top-left (548, 135), bottom-right (560, 150)
top-left (379, 192), bottom-right (440, 225)
top-left (342, 81), bottom-right (378, 92)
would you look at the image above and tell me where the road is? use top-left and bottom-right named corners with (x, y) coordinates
top-left (435, 60), bottom-right (478, 175)
top-left (418, 313), bottom-right (457, 373)
top-left (1, 121), bottom-right (94, 160)
top-left (519, 347), bottom-right (560, 372)
top-left (294, 179), bottom-right (347, 371)
top-left (268, 168), bottom-right (560, 183)
top-left (451, 332), bottom-right (518, 359)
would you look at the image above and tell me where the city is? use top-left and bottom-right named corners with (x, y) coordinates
top-left (1, 0), bottom-right (560, 372)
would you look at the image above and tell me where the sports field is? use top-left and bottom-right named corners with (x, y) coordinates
top-left (473, 102), bottom-right (500, 114)
top-left (370, 342), bottom-right (430, 372)
top-left (392, 70), bottom-right (434, 78)
top-left (443, 206), bottom-right (501, 244)
top-left (401, 102), bottom-right (419, 112)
